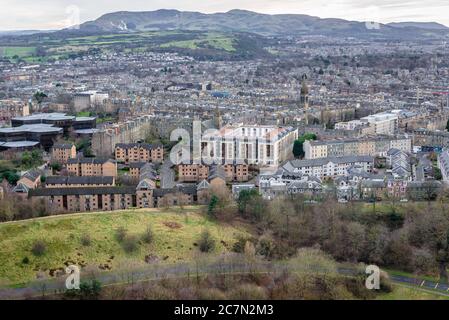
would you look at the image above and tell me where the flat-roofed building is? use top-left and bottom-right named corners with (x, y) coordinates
top-left (0, 124), bottom-right (63, 150)
top-left (200, 124), bottom-right (298, 166)
top-left (282, 156), bottom-right (374, 179)
top-left (11, 113), bottom-right (96, 135)
top-left (360, 112), bottom-right (399, 135)
top-left (304, 135), bottom-right (412, 159)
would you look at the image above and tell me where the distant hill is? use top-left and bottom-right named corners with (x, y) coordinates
top-left (387, 22), bottom-right (449, 30)
top-left (73, 9), bottom-right (449, 39)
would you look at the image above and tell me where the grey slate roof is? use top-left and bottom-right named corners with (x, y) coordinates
top-left (29, 186), bottom-right (136, 197)
top-left (45, 176), bottom-right (114, 185)
top-left (116, 143), bottom-right (163, 150)
top-left (285, 155), bottom-right (374, 169)
top-left (67, 158), bottom-right (116, 165)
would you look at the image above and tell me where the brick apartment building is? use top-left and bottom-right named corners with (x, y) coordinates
top-left (178, 162), bottom-right (249, 183)
top-left (51, 143), bottom-right (77, 163)
top-left (66, 158), bottom-right (117, 177)
top-left (115, 143), bottom-right (163, 164)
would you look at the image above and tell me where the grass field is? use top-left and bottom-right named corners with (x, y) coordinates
top-left (0, 207), bottom-right (248, 286)
top-left (377, 284), bottom-right (449, 300)
top-left (0, 46), bottom-right (36, 58)
top-left (0, 31), bottom-right (240, 63)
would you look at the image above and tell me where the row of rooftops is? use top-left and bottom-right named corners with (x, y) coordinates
top-left (116, 143), bottom-right (163, 150)
top-left (0, 124), bottom-right (63, 134)
top-left (67, 158), bottom-right (116, 165)
top-left (28, 184), bottom-right (199, 197)
top-left (45, 176), bottom-right (115, 185)
top-left (283, 155), bottom-right (374, 170)
top-left (307, 134), bottom-right (411, 146)
top-left (12, 112), bottom-right (96, 122)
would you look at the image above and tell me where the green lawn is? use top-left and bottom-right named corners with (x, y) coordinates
top-left (0, 46), bottom-right (36, 58)
top-left (377, 284), bottom-right (449, 300)
top-left (0, 207), bottom-right (248, 286)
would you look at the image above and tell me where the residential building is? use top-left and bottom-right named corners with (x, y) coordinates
top-left (360, 112), bottom-right (399, 135)
top-left (0, 99), bottom-right (30, 125)
top-left (281, 156), bottom-right (374, 179)
top-left (115, 143), bottom-right (163, 164)
top-left (45, 176), bottom-right (115, 188)
top-left (304, 135), bottom-right (412, 159)
top-left (66, 158), bottom-right (117, 177)
top-left (200, 124), bottom-right (298, 166)
top-left (51, 143), bottom-right (77, 163)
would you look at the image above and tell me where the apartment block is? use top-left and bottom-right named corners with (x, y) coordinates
top-left (66, 158), bottom-right (117, 177)
top-left (115, 143), bottom-right (163, 164)
top-left (304, 135), bottom-right (412, 160)
top-left (178, 164), bottom-right (210, 182)
top-left (0, 99), bottom-right (29, 125)
top-left (45, 176), bottom-right (115, 188)
top-left (200, 124), bottom-right (298, 166)
top-left (177, 162), bottom-right (249, 183)
top-left (51, 143), bottom-right (77, 163)
top-left (282, 156), bottom-right (374, 179)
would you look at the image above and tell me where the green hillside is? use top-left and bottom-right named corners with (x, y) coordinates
top-left (0, 207), bottom-right (248, 286)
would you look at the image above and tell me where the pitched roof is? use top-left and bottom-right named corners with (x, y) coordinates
top-left (29, 186), bottom-right (136, 197)
top-left (45, 176), bottom-right (115, 185)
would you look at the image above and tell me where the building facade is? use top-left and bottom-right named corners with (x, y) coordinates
top-left (115, 143), bottom-right (163, 164)
top-left (66, 158), bottom-right (117, 177)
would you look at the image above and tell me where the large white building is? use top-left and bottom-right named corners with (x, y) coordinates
top-left (74, 91), bottom-right (109, 112)
top-left (304, 135), bottom-right (412, 160)
top-left (281, 155), bottom-right (374, 179)
top-left (438, 149), bottom-right (449, 184)
top-left (200, 124), bottom-right (298, 166)
top-left (335, 111), bottom-right (399, 135)
top-left (360, 112), bottom-right (399, 135)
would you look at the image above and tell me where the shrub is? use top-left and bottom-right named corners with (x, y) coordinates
top-left (22, 257), bottom-right (30, 264)
top-left (31, 240), bottom-right (46, 256)
top-left (65, 279), bottom-right (102, 300)
top-left (115, 227), bottom-right (127, 243)
top-left (232, 236), bottom-right (254, 253)
top-left (142, 225), bottom-right (154, 244)
top-left (198, 230), bottom-right (216, 253)
top-left (80, 234), bottom-right (92, 247)
top-left (122, 235), bottom-right (139, 253)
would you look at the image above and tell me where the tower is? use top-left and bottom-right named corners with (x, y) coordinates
top-left (300, 74), bottom-right (310, 125)
top-left (214, 105), bottom-right (222, 129)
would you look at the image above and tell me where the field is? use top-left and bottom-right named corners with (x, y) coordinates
top-left (0, 207), bottom-right (249, 286)
top-left (377, 284), bottom-right (449, 300)
top-left (0, 30), bottom-right (243, 63)
top-left (0, 46), bottom-right (36, 58)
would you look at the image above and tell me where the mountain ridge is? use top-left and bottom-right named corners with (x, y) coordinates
top-left (72, 9), bottom-right (448, 39)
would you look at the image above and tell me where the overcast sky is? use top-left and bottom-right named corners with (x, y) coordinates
top-left (1, 0), bottom-right (449, 30)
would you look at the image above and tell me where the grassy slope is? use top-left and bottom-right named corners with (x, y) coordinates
top-left (377, 284), bottom-right (449, 300)
top-left (0, 31), bottom-right (237, 62)
top-left (0, 207), bottom-right (248, 286)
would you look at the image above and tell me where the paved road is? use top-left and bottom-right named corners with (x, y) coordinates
top-left (160, 159), bottom-right (175, 189)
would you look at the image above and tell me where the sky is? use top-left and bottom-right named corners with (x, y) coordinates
top-left (1, 0), bottom-right (449, 31)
